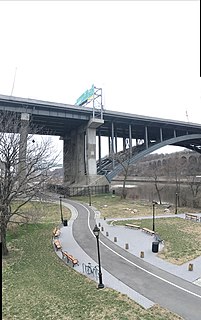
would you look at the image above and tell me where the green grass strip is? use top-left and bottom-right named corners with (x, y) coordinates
top-left (3, 222), bottom-right (183, 320)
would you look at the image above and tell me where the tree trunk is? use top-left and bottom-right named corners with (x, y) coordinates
top-left (121, 178), bottom-right (127, 199)
top-left (1, 217), bottom-right (8, 256)
top-left (154, 181), bottom-right (162, 204)
top-left (121, 166), bottom-right (129, 199)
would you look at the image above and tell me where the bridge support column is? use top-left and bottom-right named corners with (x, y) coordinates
top-left (86, 118), bottom-right (108, 185)
top-left (160, 128), bottom-right (163, 142)
top-left (108, 136), bottom-right (111, 155)
top-left (111, 122), bottom-right (115, 169)
top-left (129, 124), bottom-right (132, 157)
top-left (123, 137), bottom-right (126, 152)
top-left (115, 132), bottom-right (118, 153)
top-left (63, 126), bottom-right (86, 185)
top-left (63, 118), bottom-right (109, 187)
top-left (86, 127), bottom-right (96, 178)
top-left (98, 132), bottom-right (102, 172)
top-left (145, 126), bottom-right (148, 149)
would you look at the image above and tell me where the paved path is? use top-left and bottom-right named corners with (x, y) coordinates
top-left (57, 198), bottom-right (201, 320)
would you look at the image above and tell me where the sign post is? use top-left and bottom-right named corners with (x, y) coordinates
top-left (75, 85), bottom-right (103, 120)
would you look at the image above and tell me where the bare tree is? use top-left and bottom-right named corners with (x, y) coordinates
top-left (185, 156), bottom-right (201, 208)
top-left (187, 176), bottom-right (201, 208)
top-left (145, 161), bottom-right (163, 204)
top-left (164, 153), bottom-right (201, 208)
top-left (111, 151), bottom-right (131, 199)
top-left (0, 112), bottom-right (59, 256)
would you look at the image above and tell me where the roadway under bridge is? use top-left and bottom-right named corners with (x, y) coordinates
top-left (0, 94), bottom-right (201, 186)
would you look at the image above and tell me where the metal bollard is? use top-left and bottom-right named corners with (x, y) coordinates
top-left (98, 223), bottom-right (101, 227)
top-left (140, 251), bottom-right (144, 258)
top-left (125, 243), bottom-right (129, 250)
top-left (188, 263), bottom-right (193, 271)
top-left (114, 237), bottom-right (117, 242)
top-left (106, 232), bottom-right (109, 237)
top-left (101, 226), bottom-right (104, 231)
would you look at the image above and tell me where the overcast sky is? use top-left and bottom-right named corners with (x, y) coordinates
top-left (0, 0), bottom-right (200, 158)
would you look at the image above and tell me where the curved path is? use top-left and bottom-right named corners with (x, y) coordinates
top-left (64, 198), bottom-right (201, 320)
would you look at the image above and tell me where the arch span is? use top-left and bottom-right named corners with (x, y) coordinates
top-left (106, 134), bottom-right (201, 182)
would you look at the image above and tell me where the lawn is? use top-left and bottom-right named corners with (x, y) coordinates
top-left (2, 201), bottom-right (183, 320)
top-left (113, 217), bottom-right (201, 264)
top-left (10, 200), bottom-right (71, 226)
top-left (72, 194), bottom-right (201, 219)
top-left (73, 194), bottom-right (201, 264)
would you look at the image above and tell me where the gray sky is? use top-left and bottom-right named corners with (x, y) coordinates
top-left (0, 0), bottom-right (200, 157)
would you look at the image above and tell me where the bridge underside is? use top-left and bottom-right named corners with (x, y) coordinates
top-left (0, 94), bottom-right (201, 187)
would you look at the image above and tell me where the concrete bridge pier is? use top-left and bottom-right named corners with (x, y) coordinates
top-left (85, 118), bottom-right (108, 186)
top-left (63, 125), bottom-right (86, 185)
top-left (63, 118), bottom-right (109, 187)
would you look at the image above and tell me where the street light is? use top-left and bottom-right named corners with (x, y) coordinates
top-left (175, 192), bottom-right (178, 214)
top-left (59, 196), bottom-right (64, 223)
top-left (152, 201), bottom-right (156, 232)
top-left (88, 186), bottom-right (92, 206)
top-left (93, 224), bottom-right (104, 289)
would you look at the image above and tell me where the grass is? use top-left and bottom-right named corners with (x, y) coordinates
top-left (2, 200), bottom-right (183, 320)
top-left (9, 200), bottom-right (71, 226)
top-left (73, 194), bottom-right (201, 264)
top-left (72, 194), bottom-right (200, 219)
top-left (113, 218), bottom-right (201, 265)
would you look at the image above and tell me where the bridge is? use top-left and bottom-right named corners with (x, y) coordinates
top-left (0, 94), bottom-right (201, 185)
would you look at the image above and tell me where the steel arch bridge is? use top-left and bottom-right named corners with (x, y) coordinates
top-left (105, 134), bottom-right (201, 182)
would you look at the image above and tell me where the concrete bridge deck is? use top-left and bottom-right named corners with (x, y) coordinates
top-left (1, 94), bottom-right (201, 184)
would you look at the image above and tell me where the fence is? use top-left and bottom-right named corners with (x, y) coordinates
top-left (46, 184), bottom-right (109, 197)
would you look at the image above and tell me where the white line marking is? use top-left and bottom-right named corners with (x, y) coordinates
top-left (77, 202), bottom-right (201, 300)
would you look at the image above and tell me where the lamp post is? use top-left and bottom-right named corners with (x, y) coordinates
top-left (93, 225), bottom-right (104, 289)
top-left (152, 202), bottom-right (155, 232)
top-left (59, 196), bottom-right (64, 223)
top-left (88, 186), bottom-right (92, 206)
top-left (175, 192), bottom-right (178, 214)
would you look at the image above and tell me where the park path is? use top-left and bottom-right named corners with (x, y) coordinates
top-left (63, 198), bottom-right (201, 320)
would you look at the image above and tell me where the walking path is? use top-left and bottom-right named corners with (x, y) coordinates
top-left (57, 201), bottom-right (154, 309)
top-left (54, 197), bottom-right (201, 320)
top-left (98, 213), bottom-right (201, 285)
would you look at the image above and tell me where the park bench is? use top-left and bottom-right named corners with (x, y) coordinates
top-left (125, 223), bottom-right (141, 229)
top-left (61, 251), bottom-right (79, 267)
top-left (141, 227), bottom-right (155, 236)
top-left (54, 239), bottom-right (62, 250)
top-left (53, 227), bottom-right (60, 237)
top-left (185, 213), bottom-right (199, 222)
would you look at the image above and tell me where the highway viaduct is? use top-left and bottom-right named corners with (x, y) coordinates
top-left (0, 94), bottom-right (201, 186)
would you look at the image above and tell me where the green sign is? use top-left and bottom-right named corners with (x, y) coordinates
top-left (75, 84), bottom-right (94, 106)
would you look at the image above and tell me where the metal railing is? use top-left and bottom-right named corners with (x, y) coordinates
top-left (46, 183), bottom-right (109, 197)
